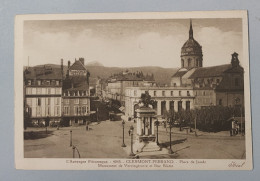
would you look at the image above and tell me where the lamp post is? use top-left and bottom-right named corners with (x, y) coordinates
top-left (70, 130), bottom-right (72, 147)
top-left (195, 113), bottom-right (198, 137)
top-left (129, 125), bottom-right (135, 156)
top-left (121, 120), bottom-right (126, 147)
top-left (155, 119), bottom-right (160, 145)
top-left (168, 117), bottom-right (174, 154)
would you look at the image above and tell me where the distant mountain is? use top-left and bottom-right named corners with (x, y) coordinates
top-left (86, 61), bottom-right (104, 67)
top-left (26, 64), bottom-right (178, 86)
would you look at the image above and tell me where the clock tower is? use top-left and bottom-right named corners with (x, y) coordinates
top-left (180, 20), bottom-right (203, 69)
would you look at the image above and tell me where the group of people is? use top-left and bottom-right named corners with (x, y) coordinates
top-left (230, 120), bottom-right (240, 136)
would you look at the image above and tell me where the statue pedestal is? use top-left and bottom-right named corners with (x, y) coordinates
top-left (134, 106), bottom-right (160, 153)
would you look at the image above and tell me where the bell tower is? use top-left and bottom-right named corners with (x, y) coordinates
top-left (180, 20), bottom-right (203, 69)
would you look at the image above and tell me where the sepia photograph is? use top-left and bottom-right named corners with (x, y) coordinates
top-left (15, 11), bottom-right (252, 170)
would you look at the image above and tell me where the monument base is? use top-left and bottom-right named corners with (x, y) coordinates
top-left (133, 135), bottom-right (161, 153)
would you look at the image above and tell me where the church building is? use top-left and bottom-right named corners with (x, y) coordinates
top-left (171, 20), bottom-right (244, 108)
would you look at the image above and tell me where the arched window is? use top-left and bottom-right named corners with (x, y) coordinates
top-left (181, 59), bottom-right (184, 68)
top-left (196, 59), bottom-right (199, 67)
top-left (219, 99), bottom-right (222, 106)
top-left (188, 58), bottom-right (191, 67)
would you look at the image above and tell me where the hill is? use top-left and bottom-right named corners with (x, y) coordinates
top-left (28, 63), bottom-right (178, 85)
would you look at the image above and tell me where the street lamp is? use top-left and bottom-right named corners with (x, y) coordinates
top-left (194, 113), bottom-right (198, 137)
top-left (121, 120), bottom-right (126, 147)
top-left (70, 130), bottom-right (72, 147)
top-left (155, 119), bottom-right (160, 145)
top-left (168, 117), bottom-right (174, 154)
top-left (128, 125), bottom-right (135, 156)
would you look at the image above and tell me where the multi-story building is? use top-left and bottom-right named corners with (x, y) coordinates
top-left (171, 20), bottom-right (244, 108)
top-left (106, 71), bottom-right (155, 106)
top-left (62, 58), bottom-right (91, 126)
top-left (124, 86), bottom-right (194, 119)
top-left (24, 65), bottom-right (63, 126)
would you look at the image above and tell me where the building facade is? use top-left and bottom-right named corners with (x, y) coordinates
top-left (24, 65), bottom-right (63, 126)
top-left (62, 58), bottom-right (91, 126)
top-left (105, 71), bottom-right (155, 106)
top-left (171, 20), bottom-right (244, 109)
top-left (124, 86), bottom-right (194, 119)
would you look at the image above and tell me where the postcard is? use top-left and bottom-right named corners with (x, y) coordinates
top-left (15, 10), bottom-right (252, 170)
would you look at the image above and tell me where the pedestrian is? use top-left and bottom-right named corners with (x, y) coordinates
top-left (231, 120), bottom-right (236, 136)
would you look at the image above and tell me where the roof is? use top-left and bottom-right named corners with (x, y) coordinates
top-left (69, 60), bottom-right (87, 71)
top-left (63, 76), bottom-right (89, 91)
top-left (172, 70), bottom-right (188, 77)
top-left (24, 67), bottom-right (62, 80)
top-left (189, 64), bottom-right (231, 79)
top-left (112, 74), bottom-right (144, 81)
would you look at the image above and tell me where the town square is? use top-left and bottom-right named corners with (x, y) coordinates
top-left (22, 16), bottom-right (247, 160)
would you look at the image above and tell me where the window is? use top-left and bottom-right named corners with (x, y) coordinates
top-left (55, 88), bottom-right (61, 94)
top-left (26, 98), bottom-right (32, 106)
top-left (64, 99), bottom-right (69, 104)
top-left (154, 91), bottom-right (157, 96)
top-left (173, 83), bottom-right (176, 87)
top-left (36, 88), bottom-right (42, 94)
top-left (37, 80), bottom-right (41, 85)
top-left (78, 107), bottom-right (82, 115)
top-left (179, 91), bottom-right (182, 96)
top-left (56, 81), bottom-right (59, 86)
top-left (82, 99), bottom-right (87, 104)
top-left (46, 80), bottom-right (50, 85)
top-left (55, 97), bottom-right (60, 105)
top-left (186, 101), bottom-right (190, 111)
top-left (27, 80), bottom-right (31, 85)
top-left (219, 99), bottom-right (222, 106)
top-left (82, 106), bottom-right (86, 115)
top-left (74, 106), bottom-right (78, 115)
top-left (26, 88), bottom-right (32, 95)
top-left (216, 79), bottom-right (220, 84)
top-left (46, 88), bottom-right (50, 94)
top-left (46, 98), bottom-right (50, 105)
top-left (64, 106), bottom-right (69, 115)
top-left (178, 101), bottom-right (182, 112)
top-left (55, 106), bottom-right (60, 116)
top-left (203, 91), bottom-right (206, 96)
top-left (134, 90), bottom-right (137, 96)
top-left (37, 98), bottom-right (41, 106)
top-left (170, 101), bottom-right (174, 111)
top-left (74, 99), bottom-right (79, 104)
top-left (196, 59), bottom-right (199, 67)
top-left (181, 59), bottom-right (184, 67)
top-left (188, 58), bottom-right (191, 67)
top-left (187, 91), bottom-right (190, 96)
top-left (171, 91), bottom-right (173, 96)
top-left (162, 91), bottom-right (165, 96)
top-left (235, 78), bottom-right (239, 86)
top-left (36, 107), bottom-right (41, 116)
top-left (46, 106), bottom-right (50, 116)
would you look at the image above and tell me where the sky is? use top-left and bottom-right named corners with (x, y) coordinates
top-left (23, 18), bottom-right (243, 68)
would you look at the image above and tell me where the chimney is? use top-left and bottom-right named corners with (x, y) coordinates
top-left (79, 57), bottom-right (84, 65)
top-left (68, 61), bottom-right (71, 68)
top-left (61, 59), bottom-right (63, 79)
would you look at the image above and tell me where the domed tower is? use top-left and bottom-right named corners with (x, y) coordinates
top-left (181, 20), bottom-right (203, 69)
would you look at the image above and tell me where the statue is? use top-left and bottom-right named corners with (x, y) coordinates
top-left (140, 91), bottom-right (155, 107)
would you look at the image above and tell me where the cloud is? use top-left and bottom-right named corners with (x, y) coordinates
top-left (24, 21), bottom-right (243, 68)
top-left (196, 27), bottom-right (243, 67)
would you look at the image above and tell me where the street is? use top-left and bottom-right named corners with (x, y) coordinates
top-left (24, 120), bottom-right (246, 159)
